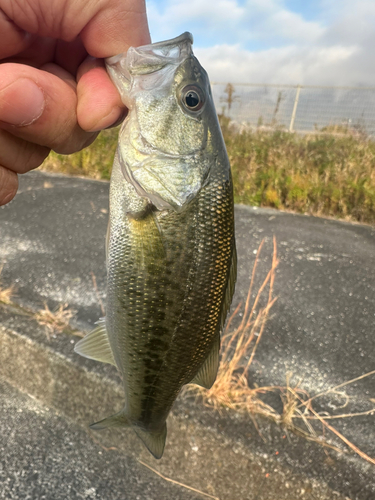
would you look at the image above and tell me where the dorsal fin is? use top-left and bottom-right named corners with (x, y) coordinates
top-left (190, 335), bottom-right (220, 389)
top-left (74, 318), bottom-right (116, 366)
top-left (221, 245), bottom-right (237, 329)
top-left (105, 221), bottom-right (110, 266)
top-left (190, 246), bottom-right (236, 390)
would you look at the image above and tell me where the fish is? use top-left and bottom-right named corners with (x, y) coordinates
top-left (74, 32), bottom-right (236, 459)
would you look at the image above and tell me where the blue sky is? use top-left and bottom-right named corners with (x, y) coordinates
top-left (146, 0), bottom-right (375, 85)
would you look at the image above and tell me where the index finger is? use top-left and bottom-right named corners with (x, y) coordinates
top-left (81, 0), bottom-right (151, 57)
top-left (1, 0), bottom-right (151, 59)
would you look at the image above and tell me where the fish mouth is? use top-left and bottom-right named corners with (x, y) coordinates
top-left (147, 32), bottom-right (193, 50)
top-left (105, 33), bottom-right (194, 99)
top-left (106, 32), bottom-right (193, 70)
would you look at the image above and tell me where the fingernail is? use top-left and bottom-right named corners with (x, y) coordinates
top-left (104, 108), bottom-right (128, 130)
top-left (88, 106), bottom-right (126, 132)
top-left (0, 78), bottom-right (45, 126)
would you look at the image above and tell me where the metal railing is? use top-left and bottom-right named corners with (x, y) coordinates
top-left (211, 83), bottom-right (375, 135)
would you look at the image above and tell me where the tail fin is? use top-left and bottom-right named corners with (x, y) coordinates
top-left (90, 412), bottom-right (167, 459)
top-left (134, 423), bottom-right (167, 459)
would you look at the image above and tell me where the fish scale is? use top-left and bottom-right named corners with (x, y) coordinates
top-left (75, 32), bottom-right (236, 458)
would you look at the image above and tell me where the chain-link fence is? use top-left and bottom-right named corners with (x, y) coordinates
top-left (211, 83), bottom-right (375, 136)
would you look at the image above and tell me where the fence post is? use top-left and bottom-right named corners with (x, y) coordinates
top-left (289, 85), bottom-right (301, 132)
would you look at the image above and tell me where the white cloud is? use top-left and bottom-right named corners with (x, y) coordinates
top-left (148, 0), bottom-right (324, 45)
top-left (260, 9), bottom-right (324, 42)
top-left (147, 0), bottom-right (375, 86)
top-left (238, 0), bottom-right (325, 44)
top-left (195, 44), bottom-right (359, 86)
top-left (171, 0), bottom-right (245, 23)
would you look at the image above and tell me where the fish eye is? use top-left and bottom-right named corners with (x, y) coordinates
top-left (181, 85), bottom-right (205, 112)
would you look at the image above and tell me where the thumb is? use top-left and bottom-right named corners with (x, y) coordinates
top-left (0, 63), bottom-right (96, 153)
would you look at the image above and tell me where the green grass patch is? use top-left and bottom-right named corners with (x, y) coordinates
top-left (41, 119), bottom-right (375, 224)
top-left (42, 127), bottom-right (118, 181)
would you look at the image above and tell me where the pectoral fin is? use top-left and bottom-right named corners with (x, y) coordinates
top-left (74, 318), bottom-right (116, 366)
top-left (128, 209), bottom-right (165, 269)
top-left (190, 335), bottom-right (220, 389)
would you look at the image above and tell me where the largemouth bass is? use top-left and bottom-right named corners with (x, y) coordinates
top-left (75, 32), bottom-right (236, 459)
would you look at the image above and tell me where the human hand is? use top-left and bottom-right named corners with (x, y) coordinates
top-left (0, 0), bottom-right (150, 205)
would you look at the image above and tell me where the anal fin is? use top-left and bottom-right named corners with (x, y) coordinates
top-left (90, 411), bottom-right (129, 430)
top-left (74, 318), bottom-right (116, 366)
top-left (190, 335), bottom-right (220, 389)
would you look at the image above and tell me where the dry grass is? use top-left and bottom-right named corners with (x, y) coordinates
top-left (138, 460), bottom-right (220, 500)
top-left (0, 264), bottom-right (16, 304)
top-left (186, 237), bottom-right (279, 423)
top-left (0, 266), bottom-right (85, 340)
top-left (34, 302), bottom-right (78, 340)
top-left (186, 238), bottom-right (375, 466)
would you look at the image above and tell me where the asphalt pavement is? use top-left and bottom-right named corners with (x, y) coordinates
top-left (0, 170), bottom-right (374, 500)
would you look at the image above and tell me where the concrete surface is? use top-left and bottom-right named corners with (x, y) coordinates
top-left (0, 170), bottom-right (374, 500)
top-left (0, 379), bottom-right (200, 500)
